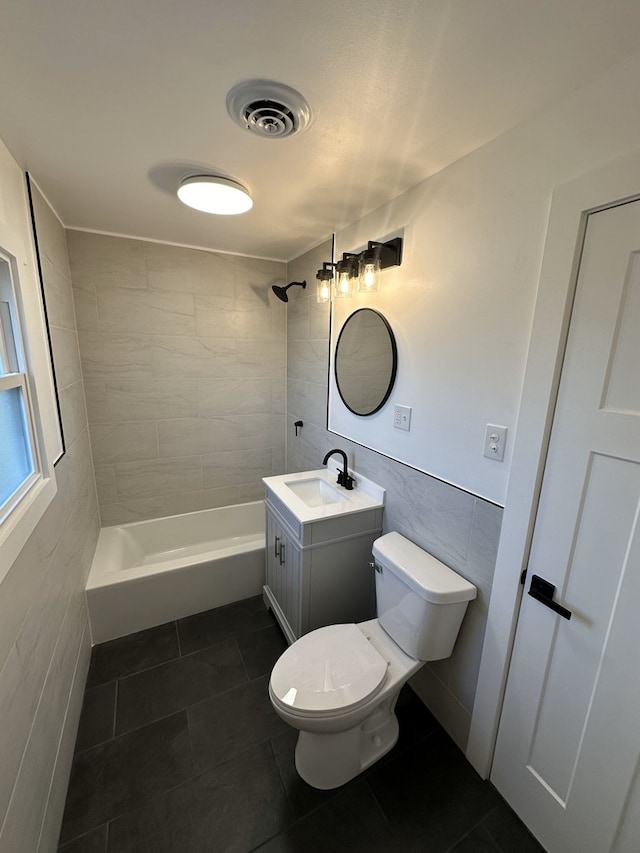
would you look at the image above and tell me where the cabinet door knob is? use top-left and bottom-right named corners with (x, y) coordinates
top-left (274, 536), bottom-right (280, 558)
top-left (279, 543), bottom-right (285, 566)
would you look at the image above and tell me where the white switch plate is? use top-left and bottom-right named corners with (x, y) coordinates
top-left (483, 424), bottom-right (507, 461)
top-left (394, 405), bottom-right (412, 431)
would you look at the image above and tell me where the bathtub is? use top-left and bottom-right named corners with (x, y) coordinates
top-left (86, 501), bottom-right (265, 643)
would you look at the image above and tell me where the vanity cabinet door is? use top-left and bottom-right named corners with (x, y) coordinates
top-left (277, 528), bottom-right (301, 638)
top-left (264, 507), bottom-right (302, 642)
top-left (265, 510), bottom-right (279, 599)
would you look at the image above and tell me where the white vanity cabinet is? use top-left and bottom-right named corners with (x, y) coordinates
top-left (263, 490), bottom-right (383, 644)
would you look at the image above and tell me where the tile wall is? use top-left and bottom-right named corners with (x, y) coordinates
top-left (67, 232), bottom-right (287, 526)
top-left (286, 240), bottom-right (502, 750)
top-left (0, 185), bottom-right (98, 851)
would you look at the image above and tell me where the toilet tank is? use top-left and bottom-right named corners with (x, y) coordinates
top-left (372, 532), bottom-right (476, 661)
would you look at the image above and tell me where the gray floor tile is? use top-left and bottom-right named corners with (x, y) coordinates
top-left (254, 781), bottom-right (400, 852)
top-left (188, 675), bottom-right (288, 773)
top-left (115, 638), bottom-right (247, 734)
top-left (74, 682), bottom-right (116, 753)
top-left (367, 728), bottom-right (501, 853)
top-left (237, 623), bottom-right (287, 679)
top-left (86, 622), bottom-right (179, 688)
top-left (481, 801), bottom-right (547, 853)
top-left (59, 711), bottom-right (193, 845)
top-left (58, 824), bottom-right (108, 853)
top-left (106, 742), bottom-right (293, 853)
top-left (177, 596), bottom-right (274, 655)
top-left (449, 825), bottom-right (502, 852)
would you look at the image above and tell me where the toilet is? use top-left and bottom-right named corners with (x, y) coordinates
top-left (268, 531), bottom-right (477, 789)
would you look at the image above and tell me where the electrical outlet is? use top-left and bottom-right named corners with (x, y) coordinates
top-left (483, 424), bottom-right (507, 461)
top-left (394, 405), bottom-right (412, 431)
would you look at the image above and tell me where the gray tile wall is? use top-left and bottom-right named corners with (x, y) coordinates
top-left (0, 186), bottom-right (98, 851)
top-left (286, 240), bottom-right (502, 751)
top-left (67, 232), bottom-right (287, 526)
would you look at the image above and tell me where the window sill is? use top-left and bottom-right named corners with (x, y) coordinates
top-left (0, 472), bottom-right (57, 584)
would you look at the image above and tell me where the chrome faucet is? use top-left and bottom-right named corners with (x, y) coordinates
top-left (322, 448), bottom-right (354, 490)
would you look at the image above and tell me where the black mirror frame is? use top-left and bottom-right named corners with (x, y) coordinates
top-left (334, 308), bottom-right (398, 417)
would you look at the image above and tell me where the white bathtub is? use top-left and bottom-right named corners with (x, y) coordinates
top-left (86, 501), bottom-right (265, 643)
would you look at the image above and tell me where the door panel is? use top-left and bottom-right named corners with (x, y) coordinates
top-left (492, 200), bottom-right (640, 853)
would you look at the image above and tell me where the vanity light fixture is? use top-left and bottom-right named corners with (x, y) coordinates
top-left (177, 175), bottom-right (253, 215)
top-left (318, 238), bottom-right (403, 302)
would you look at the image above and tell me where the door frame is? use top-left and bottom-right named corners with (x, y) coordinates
top-left (466, 148), bottom-right (640, 778)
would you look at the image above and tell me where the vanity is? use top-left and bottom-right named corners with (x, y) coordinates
top-left (262, 462), bottom-right (385, 644)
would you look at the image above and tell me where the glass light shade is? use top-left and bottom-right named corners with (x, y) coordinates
top-left (358, 253), bottom-right (380, 292)
top-left (316, 278), bottom-right (332, 303)
top-left (335, 268), bottom-right (355, 297)
top-left (177, 175), bottom-right (253, 215)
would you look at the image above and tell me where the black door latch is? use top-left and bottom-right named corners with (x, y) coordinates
top-left (528, 574), bottom-right (572, 620)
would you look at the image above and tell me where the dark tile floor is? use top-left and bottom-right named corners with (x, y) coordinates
top-left (58, 596), bottom-right (546, 853)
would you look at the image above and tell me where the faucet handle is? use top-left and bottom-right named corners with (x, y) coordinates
top-left (343, 473), bottom-right (354, 491)
top-left (336, 470), bottom-right (344, 485)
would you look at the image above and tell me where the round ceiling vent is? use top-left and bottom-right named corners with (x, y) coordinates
top-left (226, 80), bottom-right (312, 139)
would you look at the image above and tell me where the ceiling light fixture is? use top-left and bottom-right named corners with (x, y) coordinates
top-left (177, 175), bottom-right (253, 215)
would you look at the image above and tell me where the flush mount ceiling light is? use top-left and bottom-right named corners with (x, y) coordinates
top-left (177, 175), bottom-right (253, 215)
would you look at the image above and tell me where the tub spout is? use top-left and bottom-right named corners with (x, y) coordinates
top-left (322, 449), bottom-right (354, 490)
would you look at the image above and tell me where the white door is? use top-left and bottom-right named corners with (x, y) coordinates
top-left (492, 199), bottom-right (640, 853)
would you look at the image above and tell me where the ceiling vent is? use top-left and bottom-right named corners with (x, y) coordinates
top-left (226, 80), bottom-right (312, 139)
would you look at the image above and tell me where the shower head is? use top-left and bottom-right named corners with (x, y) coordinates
top-left (271, 280), bottom-right (306, 302)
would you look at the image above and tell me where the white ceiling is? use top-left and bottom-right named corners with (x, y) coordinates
top-left (1, 0), bottom-right (639, 260)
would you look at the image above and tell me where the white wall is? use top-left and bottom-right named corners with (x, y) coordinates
top-left (330, 50), bottom-right (640, 507)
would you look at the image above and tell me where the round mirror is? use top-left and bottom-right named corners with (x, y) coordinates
top-left (334, 308), bottom-right (397, 416)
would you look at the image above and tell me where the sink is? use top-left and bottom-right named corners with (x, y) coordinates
top-left (284, 477), bottom-right (348, 508)
top-left (263, 466), bottom-right (385, 523)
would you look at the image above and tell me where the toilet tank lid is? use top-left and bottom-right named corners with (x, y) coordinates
top-left (372, 532), bottom-right (477, 604)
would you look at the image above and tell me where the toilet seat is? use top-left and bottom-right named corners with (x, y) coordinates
top-left (270, 624), bottom-right (388, 718)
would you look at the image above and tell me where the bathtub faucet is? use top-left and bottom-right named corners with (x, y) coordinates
top-left (322, 449), bottom-right (354, 490)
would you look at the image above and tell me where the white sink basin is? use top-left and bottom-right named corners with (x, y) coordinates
top-left (263, 465), bottom-right (385, 523)
top-left (285, 477), bottom-right (348, 507)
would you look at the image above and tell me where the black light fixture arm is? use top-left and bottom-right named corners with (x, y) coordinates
top-left (316, 261), bottom-right (336, 282)
top-left (318, 237), bottom-right (403, 282)
top-left (366, 237), bottom-right (403, 269)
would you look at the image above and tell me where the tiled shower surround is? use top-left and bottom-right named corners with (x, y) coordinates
top-left (67, 232), bottom-right (287, 526)
top-left (286, 240), bottom-right (502, 750)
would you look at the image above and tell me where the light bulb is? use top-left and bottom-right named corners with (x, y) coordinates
top-left (358, 253), bottom-right (380, 292)
top-left (336, 271), bottom-right (354, 297)
top-left (317, 280), bottom-right (331, 303)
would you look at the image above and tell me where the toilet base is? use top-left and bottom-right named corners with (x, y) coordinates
top-left (294, 706), bottom-right (400, 790)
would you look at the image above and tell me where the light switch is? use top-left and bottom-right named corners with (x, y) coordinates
top-left (394, 405), bottom-right (411, 431)
top-left (483, 424), bottom-right (507, 461)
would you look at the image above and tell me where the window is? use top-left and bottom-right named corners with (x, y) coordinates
top-left (0, 252), bottom-right (41, 523)
top-left (0, 152), bottom-right (61, 580)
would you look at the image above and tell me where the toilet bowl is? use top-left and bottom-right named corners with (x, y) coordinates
top-left (269, 532), bottom-right (477, 790)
